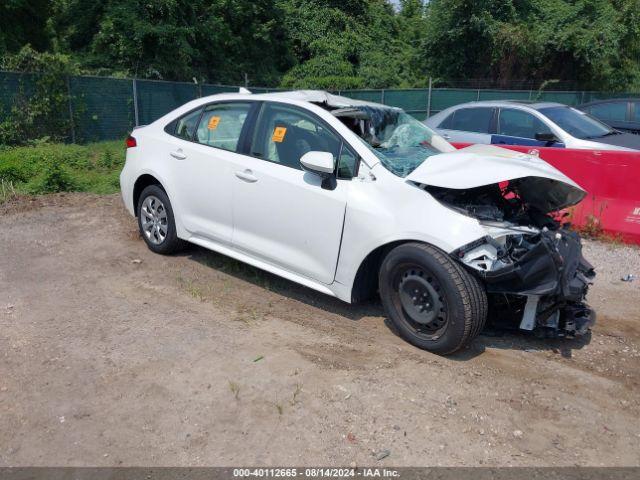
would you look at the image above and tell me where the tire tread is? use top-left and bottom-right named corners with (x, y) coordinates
top-left (380, 242), bottom-right (487, 355)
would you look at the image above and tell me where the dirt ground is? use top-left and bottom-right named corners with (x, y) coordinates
top-left (1, 193), bottom-right (639, 467)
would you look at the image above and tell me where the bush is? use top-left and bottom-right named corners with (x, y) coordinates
top-left (33, 158), bottom-right (78, 193)
top-left (0, 140), bottom-right (124, 199)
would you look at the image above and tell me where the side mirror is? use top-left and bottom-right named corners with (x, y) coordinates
top-left (300, 151), bottom-right (334, 178)
top-left (535, 132), bottom-right (559, 144)
top-left (300, 151), bottom-right (336, 190)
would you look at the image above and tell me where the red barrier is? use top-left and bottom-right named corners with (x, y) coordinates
top-left (451, 143), bottom-right (640, 244)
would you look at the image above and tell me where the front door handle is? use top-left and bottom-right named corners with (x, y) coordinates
top-left (170, 149), bottom-right (187, 160)
top-left (442, 133), bottom-right (451, 140)
top-left (235, 169), bottom-right (258, 183)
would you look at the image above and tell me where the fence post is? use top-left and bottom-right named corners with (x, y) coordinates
top-left (132, 78), bottom-right (140, 126)
top-left (426, 77), bottom-right (432, 118)
top-left (380, 89), bottom-right (385, 104)
top-left (66, 76), bottom-right (76, 144)
top-left (476, 88), bottom-right (480, 101)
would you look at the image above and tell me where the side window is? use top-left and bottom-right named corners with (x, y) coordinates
top-left (439, 112), bottom-right (455, 129)
top-left (498, 109), bottom-right (551, 139)
top-left (251, 103), bottom-right (341, 170)
top-left (174, 108), bottom-right (202, 140)
top-left (338, 143), bottom-right (358, 179)
top-left (195, 102), bottom-right (252, 152)
top-left (589, 102), bottom-right (627, 123)
top-left (449, 108), bottom-right (493, 134)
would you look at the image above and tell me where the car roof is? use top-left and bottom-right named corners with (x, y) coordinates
top-left (445, 100), bottom-right (567, 110)
top-left (196, 89), bottom-right (392, 110)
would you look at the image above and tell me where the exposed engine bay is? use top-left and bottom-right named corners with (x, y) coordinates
top-left (428, 181), bottom-right (596, 338)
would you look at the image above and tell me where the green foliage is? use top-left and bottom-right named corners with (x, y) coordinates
top-left (423, 0), bottom-right (640, 90)
top-left (0, 45), bottom-right (78, 145)
top-left (0, 0), bottom-right (639, 121)
top-left (34, 157), bottom-right (78, 194)
top-left (279, 0), bottom-right (429, 89)
top-left (0, 0), bottom-right (51, 53)
top-left (44, 0), bottom-right (430, 89)
top-left (0, 140), bottom-right (124, 198)
top-left (50, 0), bottom-right (293, 85)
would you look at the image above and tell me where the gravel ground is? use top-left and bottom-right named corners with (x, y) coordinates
top-left (0, 193), bottom-right (639, 467)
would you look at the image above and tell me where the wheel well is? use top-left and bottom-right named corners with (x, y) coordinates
top-left (132, 174), bottom-right (164, 215)
top-left (350, 240), bottom-right (411, 303)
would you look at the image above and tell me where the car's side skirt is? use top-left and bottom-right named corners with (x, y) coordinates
top-left (186, 235), bottom-right (339, 299)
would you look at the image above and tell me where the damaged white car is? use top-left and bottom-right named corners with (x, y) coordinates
top-left (120, 90), bottom-right (595, 354)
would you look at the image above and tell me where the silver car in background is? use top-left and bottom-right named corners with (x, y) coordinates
top-left (424, 100), bottom-right (640, 151)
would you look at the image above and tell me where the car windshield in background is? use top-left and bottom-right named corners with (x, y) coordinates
top-left (539, 106), bottom-right (614, 139)
top-left (334, 106), bottom-right (447, 177)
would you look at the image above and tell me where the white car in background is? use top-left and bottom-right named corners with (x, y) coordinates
top-left (120, 90), bottom-right (595, 355)
top-left (424, 100), bottom-right (640, 151)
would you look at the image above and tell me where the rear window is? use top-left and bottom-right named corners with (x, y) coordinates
top-left (447, 108), bottom-right (493, 134)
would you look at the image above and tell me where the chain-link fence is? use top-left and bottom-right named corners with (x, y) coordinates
top-left (2, 71), bottom-right (640, 144)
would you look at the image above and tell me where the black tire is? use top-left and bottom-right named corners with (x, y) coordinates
top-left (136, 184), bottom-right (185, 255)
top-left (379, 242), bottom-right (487, 355)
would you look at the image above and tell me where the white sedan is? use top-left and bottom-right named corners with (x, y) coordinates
top-left (120, 90), bottom-right (595, 354)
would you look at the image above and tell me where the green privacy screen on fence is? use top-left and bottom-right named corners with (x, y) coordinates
top-left (70, 76), bottom-right (136, 143)
top-left (1, 71), bottom-right (639, 144)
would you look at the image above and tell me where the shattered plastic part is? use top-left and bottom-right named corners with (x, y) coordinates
top-left (456, 227), bottom-right (595, 337)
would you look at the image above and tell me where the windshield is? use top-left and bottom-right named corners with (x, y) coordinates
top-left (538, 106), bottom-right (614, 139)
top-left (335, 106), bottom-right (454, 177)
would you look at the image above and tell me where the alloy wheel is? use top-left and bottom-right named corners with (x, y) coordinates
top-left (140, 195), bottom-right (168, 245)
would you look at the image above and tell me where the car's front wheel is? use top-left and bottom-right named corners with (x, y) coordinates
top-left (379, 242), bottom-right (487, 355)
top-left (137, 184), bottom-right (184, 255)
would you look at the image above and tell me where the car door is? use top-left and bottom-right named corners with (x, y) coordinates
top-left (437, 107), bottom-right (495, 144)
top-left (493, 108), bottom-right (565, 147)
top-left (231, 102), bottom-right (351, 285)
top-left (167, 101), bottom-right (255, 245)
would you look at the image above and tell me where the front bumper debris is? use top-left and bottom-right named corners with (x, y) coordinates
top-left (460, 228), bottom-right (596, 337)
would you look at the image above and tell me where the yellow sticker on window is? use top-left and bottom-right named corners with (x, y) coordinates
top-left (272, 126), bottom-right (287, 143)
top-left (207, 116), bottom-right (221, 130)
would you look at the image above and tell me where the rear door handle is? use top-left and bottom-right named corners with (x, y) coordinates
top-left (442, 133), bottom-right (451, 140)
top-left (235, 169), bottom-right (258, 183)
top-left (170, 149), bottom-right (187, 160)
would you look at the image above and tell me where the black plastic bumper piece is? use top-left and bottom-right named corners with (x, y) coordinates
top-left (562, 303), bottom-right (596, 336)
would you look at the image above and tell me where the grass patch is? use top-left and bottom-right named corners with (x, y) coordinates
top-left (0, 140), bottom-right (124, 199)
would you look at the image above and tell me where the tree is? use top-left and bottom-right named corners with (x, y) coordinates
top-left (0, 0), bottom-right (51, 54)
top-left (278, 0), bottom-right (429, 89)
top-left (49, 0), bottom-right (293, 84)
top-left (423, 0), bottom-right (639, 90)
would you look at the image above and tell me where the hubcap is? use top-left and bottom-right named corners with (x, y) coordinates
top-left (140, 195), bottom-right (168, 245)
top-left (395, 267), bottom-right (447, 336)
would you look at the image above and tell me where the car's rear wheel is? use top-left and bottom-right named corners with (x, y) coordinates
top-left (379, 242), bottom-right (487, 355)
top-left (137, 185), bottom-right (184, 255)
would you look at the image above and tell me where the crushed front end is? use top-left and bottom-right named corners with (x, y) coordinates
top-left (423, 175), bottom-right (596, 338)
top-left (454, 227), bottom-right (596, 337)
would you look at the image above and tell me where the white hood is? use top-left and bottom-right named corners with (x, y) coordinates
top-left (406, 144), bottom-right (586, 212)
